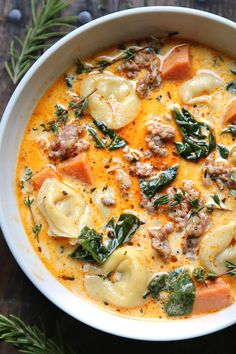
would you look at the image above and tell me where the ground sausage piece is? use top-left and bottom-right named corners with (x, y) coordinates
top-left (115, 169), bottom-right (131, 195)
top-left (48, 125), bottom-right (89, 161)
top-left (167, 180), bottom-right (202, 231)
top-left (130, 162), bottom-right (153, 177)
top-left (136, 62), bottom-right (161, 98)
top-left (149, 222), bottom-right (174, 263)
top-left (146, 118), bottom-right (175, 156)
top-left (116, 48), bottom-right (155, 79)
top-left (203, 157), bottom-right (236, 190)
top-left (183, 212), bottom-right (210, 259)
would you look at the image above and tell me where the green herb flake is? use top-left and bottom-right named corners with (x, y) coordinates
top-left (221, 125), bottom-right (236, 138)
top-left (211, 194), bottom-right (221, 207)
top-left (64, 75), bottom-right (74, 89)
top-left (225, 260), bottom-right (236, 277)
top-left (192, 267), bottom-right (205, 283)
top-left (230, 189), bottom-right (236, 196)
top-left (231, 172), bottom-right (236, 182)
top-left (217, 144), bottom-right (229, 159)
top-left (230, 69), bottom-right (236, 75)
top-left (76, 60), bottom-right (92, 74)
top-left (226, 81), bottom-right (236, 94)
top-left (153, 194), bottom-right (170, 207)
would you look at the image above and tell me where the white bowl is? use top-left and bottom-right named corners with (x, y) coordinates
top-left (0, 6), bottom-right (236, 341)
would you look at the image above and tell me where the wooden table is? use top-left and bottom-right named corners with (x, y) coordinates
top-left (0, 1), bottom-right (236, 353)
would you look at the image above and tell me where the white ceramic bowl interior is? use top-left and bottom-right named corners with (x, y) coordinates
top-left (0, 7), bottom-right (236, 341)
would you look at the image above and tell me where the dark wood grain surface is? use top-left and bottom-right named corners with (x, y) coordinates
top-left (0, 1), bottom-right (236, 353)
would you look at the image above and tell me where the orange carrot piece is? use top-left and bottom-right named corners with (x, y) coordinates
top-left (193, 279), bottom-right (233, 315)
top-left (31, 166), bottom-right (57, 190)
top-left (161, 44), bottom-right (193, 80)
top-left (57, 153), bottom-right (92, 184)
top-left (223, 100), bottom-right (236, 125)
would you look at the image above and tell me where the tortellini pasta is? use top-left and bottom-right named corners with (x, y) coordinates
top-left (84, 247), bottom-right (149, 307)
top-left (179, 71), bottom-right (224, 104)
top-left (80, 73), bottom-right (141, 129)
top-left (199, 222), bottom-right (236, 274)
top-left (37, 178), bottom-right (92, 238)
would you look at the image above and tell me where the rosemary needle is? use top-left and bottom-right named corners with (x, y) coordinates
top-left (5, 0), bottom-right (77, 85)
top-left (0, 314), bottom-right (76, 354)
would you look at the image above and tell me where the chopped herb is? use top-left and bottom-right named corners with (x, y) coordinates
top-left (221, 124), bottom-right (236, 137)
top-left (217, 144), bottom-right (229, 159)
top-left (95, 59), bottom-right (111, 70)
top-left (87, 126), bottom-right (106, 148)
top-left (64, 75), bottom-right (74, 89)
top-left (23, 196), bottom-right (34, 207)
top-left (92, 120), bottom-right (127, 151)
top-left (225, 260), bottom-right (236, 277)
top-left (167, 91), bottom-right (171, 99)
top-left (140, 164), bottom-right (179, 199)
top-left (76, 60), bottom-right (92, 74)
top-left (32, 224), bottom-right (42, 239)
top-left (153, 194), bottom-right (170, 207)
top-left (206, 271), bottom-right (218, 280)
top-left (24, 167), bottom-right (33, 181)
top-left (231, 172), bottom-right (236, 182)
top-left (192, 267), bottom-right (206, 284)
top-left (156, 95), bottom-right (162, 101)
top-left (123, 47), bottom-right (136, 61)
top-left (19, 180), bottom-right (24, 189)
top-left (70, 213), bottom-right (140, 263)
top-left (40, 121), bottom-right (58, 134)
top-left (23, 196), bottom-right (41, 242)
top-left (230, 189), bottom-right (236, 196)
top-left (148, 269), bottom-right (195, 316)
top-left (54, 104), bottom-right (68, 124)
top-left (230, 69), bottom-right (236, 75)
top-left (173, 108), bottom-right (216, 161)
top-left (170, 190), bottom-right (185, 206)
top-left (189, 198), bottom-right (204, 217)
top-left (211, 194), bottom-right (221, 208)
top-left (226, 81), bottom-right (236, 94)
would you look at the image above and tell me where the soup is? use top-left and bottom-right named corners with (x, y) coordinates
top-left (16, 34), bottom-right (236, 319)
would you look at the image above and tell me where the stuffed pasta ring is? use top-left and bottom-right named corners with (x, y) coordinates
top-left (84, 247), bottom-right (149, 307)
top-left (199, 222), bottom-right (236, 274)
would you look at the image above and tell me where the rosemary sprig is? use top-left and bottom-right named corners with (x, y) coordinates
top-left (0, 314), bottom-right (75, 354)
top-left (193, 260), bottom-right (236, 285)
top-left (76, 32), bottom-right (178, 75)
top-left (23, 196), bottom-right (42, 242)
top-left (42, 89), bottom-right (97, 134)
top-left (5, 0), bottom-right (77, 85)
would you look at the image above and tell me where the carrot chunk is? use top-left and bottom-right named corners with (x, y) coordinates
top-left (193, 279), bottom-right (233, 315)
top-left (223, 100), bottom-right (236, 125)
top-left (161, 44), bottom-right (193, 80)
top-left (31, 166), bottom-right (57, 190)
top-left (57, 153), bottom-right (92, 184)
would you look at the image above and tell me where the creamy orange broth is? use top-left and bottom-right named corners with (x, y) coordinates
top-left (16, 38), bottom-right (236, 319)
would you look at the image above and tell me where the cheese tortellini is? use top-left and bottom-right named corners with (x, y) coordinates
top-left (199, 222), bottom-right (236, 274)
top-left (84, 247), bottom-right (149, 307)
top-left (80, 73), bottom-right (141, 129)
top-left (179, 71), bottom-right (224, 104)
top-left (37, 178), bottom-right (92, 238)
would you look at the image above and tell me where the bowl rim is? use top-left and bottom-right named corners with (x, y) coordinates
top-left (1, 6), bottom-right (236, 341)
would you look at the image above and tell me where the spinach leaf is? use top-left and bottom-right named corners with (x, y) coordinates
top-left (70, 213), bottom-right (140, 264)
top-left (226, 81), bottom-right (236, 94)
top-left (139, 164), bottom-right (178, 198)
top-left (217, 144), bottom-right (229, 159)
top-left (87, 126), bottom-right (106, 148)
top-left (148, 269), bottom-right (195, 316)
top-left (93, 120), bottom-right (127, 151)
top-left (172, 108), bottom-right (216, 161)
top-left (221, 124), bottom-right (236, 138)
